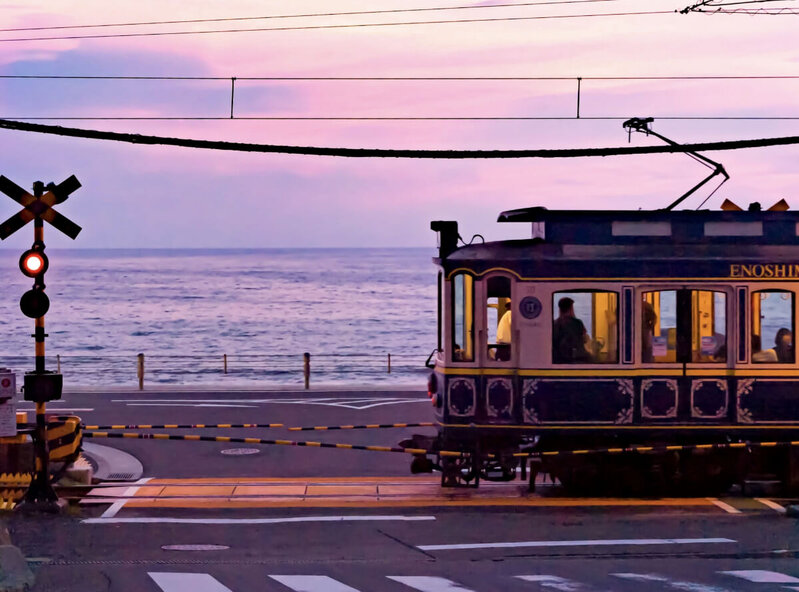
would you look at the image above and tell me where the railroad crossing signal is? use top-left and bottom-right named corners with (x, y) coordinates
top-left (0, 175), bottom-right (81, 240)
top-left (0, 175), bottom-right (82, 512)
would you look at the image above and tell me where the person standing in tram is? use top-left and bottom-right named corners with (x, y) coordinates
top-left (553, 297), bottom-right (591, 363)
top-left (641, 301), bottom-right (657, 363)
top-left (494, 301), bottom-right (512, 361)
top-left (775, 328), bottom-right (794, 363)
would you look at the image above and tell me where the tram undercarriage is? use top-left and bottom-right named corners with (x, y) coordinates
top-left (402, 430), bottom-right (799, 496)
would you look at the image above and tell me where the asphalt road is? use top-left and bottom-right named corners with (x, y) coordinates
top-left (31, 388), bottom-right (436, 478)
top-left (4, 388), bottom-right (798, 592)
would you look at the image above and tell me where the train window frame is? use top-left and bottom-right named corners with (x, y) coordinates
top-left (484, 274), bottom-right (513, 364)
top-left (551, 289), bottom-right (620, 365)
top-left (451, 272), bottom-right (476, 363)
top-left (750, 288), bottom-right (795, 365)
top-left (639, 286), bottom-right (731, 365)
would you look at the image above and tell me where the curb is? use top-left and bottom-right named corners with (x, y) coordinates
top-left (0, 529), bottom-right (34, 592)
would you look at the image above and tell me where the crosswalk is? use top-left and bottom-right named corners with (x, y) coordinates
top-left (146, 569), bottom-right (799, 592)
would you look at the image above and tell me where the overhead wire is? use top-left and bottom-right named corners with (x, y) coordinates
top-left (0, 0), bottom-right (625, 33)
top-left (2, 75), bottom-right (799, 81)
top-left (2, 116), bottom-right (799, 121)
top-left (1, 118), bottom-right (798, 159)
top-left (0, 10), bottom-right (675, 43)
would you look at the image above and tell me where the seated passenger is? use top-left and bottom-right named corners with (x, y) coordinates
top-left (752, 334), bottom-right (778, 363)
top-left (553, 297), bottom-right (592, 363)
top-left (493, 302), bottom-right (512, 362)
top-left (775, 328), bottom-right (794, 363)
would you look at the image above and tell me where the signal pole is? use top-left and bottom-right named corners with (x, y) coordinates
top-left (0, 175), bottom-right (82, 512)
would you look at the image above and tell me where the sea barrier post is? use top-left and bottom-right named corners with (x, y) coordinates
top-left (303, 352), bottom-right (310, 390)
top-left (223, 353), bottom-right (228, 374)
top-left (387, 353), bottom-right (391, 374)
top-left (137, 353), bottom-right (144, 390)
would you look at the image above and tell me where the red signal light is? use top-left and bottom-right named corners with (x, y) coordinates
top-left (19, 250), bottom-right (48, 278)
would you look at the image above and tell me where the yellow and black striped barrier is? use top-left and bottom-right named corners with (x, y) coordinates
top-left (82, 429), bottom-right (799, 463)
top-left (82, 421), bottom-right (435, 431)
top-left (511, 440), bottom-right (799, 458)
top-left (82, 431), bottom-right (463, 457)
top-left (83, 422), bottom-right (284, 430)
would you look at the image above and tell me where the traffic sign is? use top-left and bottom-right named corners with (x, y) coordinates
top-left (0, 175), bottom-right (81, 240)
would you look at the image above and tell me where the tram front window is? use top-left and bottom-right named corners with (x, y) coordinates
top-left (552, 291), bottom-right (618, 364)
top-left (452, 273), bottom-right (474, 362)
top-left (752, 290), bottom-right (794, 363)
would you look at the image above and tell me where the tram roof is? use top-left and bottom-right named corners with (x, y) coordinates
top-left (492, 207), bottom-right (799, 247)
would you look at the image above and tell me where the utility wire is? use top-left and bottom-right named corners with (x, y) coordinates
top-left (0, 118), bottom-right (797, 159)
top-left (0, 0), bottom-right (624, 33)
top-left (0, 11), bottom-right (674, 43)
top-left (2, 74), bottom-right (799, 80)
top-left (3, 116), bottom-right (799, 121)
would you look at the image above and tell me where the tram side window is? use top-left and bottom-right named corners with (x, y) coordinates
top-left (691, 291), bottom-right (726, 363)
top-left (552, 291), bottom-right (618, 364)
top-left (642, 290), bottom-right (726, 363)
top-left (452, 273), bottom-right (475, 362)
top-left (752, 290), bottom-right (794, 363)
top-left (486, 276), bottom-right (512, 362)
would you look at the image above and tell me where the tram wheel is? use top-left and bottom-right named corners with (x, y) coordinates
top-left (440, 454), bottom-right (480, 488)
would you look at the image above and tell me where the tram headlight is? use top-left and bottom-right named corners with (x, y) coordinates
top-left (427, 373), bottom-right (438, 398)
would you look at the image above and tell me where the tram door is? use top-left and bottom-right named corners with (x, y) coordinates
top-left (641, 288), bottom-right (728, 421)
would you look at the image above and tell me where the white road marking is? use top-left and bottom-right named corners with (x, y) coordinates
top-left (84, 514), bottom-right (435, 525)
top-left (613, 573), bottom-right (732, 592)
top-left (754, 498), bottom-right (787, 513)
top-left (516, 575), bottom-right (584, 591)
top-left (115, 397), bottom-right (427, 410)
top-left (388, 576), bottom-right (477, 592)
top-left (706, 498), bottom-right (741, 514)
top-left (99, 477), bottom-right (151, 519)
top-left (125, 403), bottom-right (258, 408)
top-left (18, 408), bottom-right (94, 412)
top-left (149, 572), bottom-right (233, 592)
top-left (417, 537), bottom-right (735, 552)
top-left (720, 570), bottom-right (799, 583)
top-left (269, 575), bottom-right (361, 592)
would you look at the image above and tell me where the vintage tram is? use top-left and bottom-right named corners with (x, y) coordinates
top-left (409, 206), bottom-right (799, 493)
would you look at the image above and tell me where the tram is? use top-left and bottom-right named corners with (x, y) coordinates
top-left (408, 205), bottom-right (799, 493)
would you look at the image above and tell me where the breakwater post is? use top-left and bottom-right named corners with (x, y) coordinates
top-left (137, 353), bottom-right (144, 390)
top-left (223, 353), bottom-right (228, 374)
top-left (303, 352), bottom-right (310, 390)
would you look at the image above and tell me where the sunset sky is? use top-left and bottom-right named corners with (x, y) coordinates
top-left (0, 0), bottom-right (797, 248)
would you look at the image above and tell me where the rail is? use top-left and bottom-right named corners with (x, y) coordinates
top-left (0, 352), bottom-right (429, 389)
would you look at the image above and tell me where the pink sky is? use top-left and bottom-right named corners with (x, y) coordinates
top-left (0, 0), bottom-right (798, 248)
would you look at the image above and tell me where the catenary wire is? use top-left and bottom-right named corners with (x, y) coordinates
top-left (0, 11), bottom-right (675, 43)
top-left (1, 118), bottom-right (798, 158)
top-left (0, 0), bottom-right (625, 33)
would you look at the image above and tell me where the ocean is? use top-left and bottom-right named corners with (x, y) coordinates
top-left (0, 248), bottom-right (438, 387)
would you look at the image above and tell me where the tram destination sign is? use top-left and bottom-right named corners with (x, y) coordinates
top-left (729, 264), bottom-right (799, 279)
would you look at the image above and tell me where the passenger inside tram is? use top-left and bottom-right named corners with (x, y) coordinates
top-left (486, 276), bottom-right (512, 362)
top-left (552, 292), bottom-right (619, 364)
top-left (752, 291), bottom-right (794, 363)
top-left (552, 297), bottom-right (592, 363)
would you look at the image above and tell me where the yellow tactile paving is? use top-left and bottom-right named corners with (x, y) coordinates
top-left (159, 485), bottom-right (235, 497)
top-left (87, 475), bottom-right (730, 510)
top-left (232, 485), bottom-right (306, 496)
top-left (306, 485), bottom-right (378, 496)
top-left (120, 496), bottom-right (720, 509)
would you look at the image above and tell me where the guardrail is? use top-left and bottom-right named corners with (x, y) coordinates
top-left (0, 352), bottom-right (430, 389)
